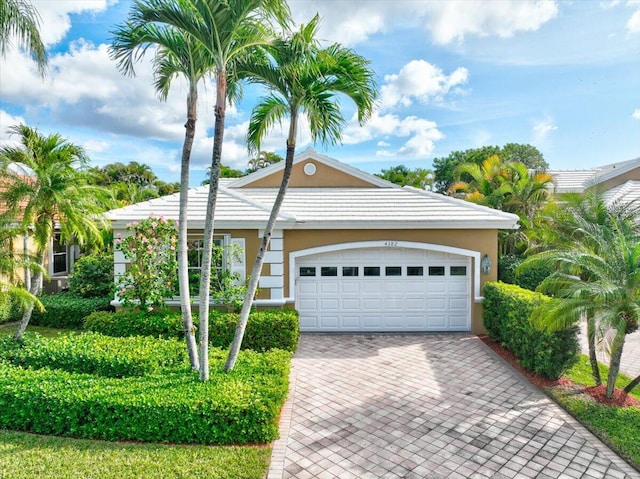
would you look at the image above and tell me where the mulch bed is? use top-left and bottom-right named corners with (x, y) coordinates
top-left (478, 334), bottom-right (640, 408)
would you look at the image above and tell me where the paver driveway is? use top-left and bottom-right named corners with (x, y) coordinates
top-left (268, 334), bottom-right (639, 479)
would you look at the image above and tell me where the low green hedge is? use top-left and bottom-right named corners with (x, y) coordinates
top-left (1, 333), bottom-right (187, 378)
top-left (85, 308), bottom-right (299, 352)
top-left (31, 293), bottom-right (112, 329)
top-left (84, 310), bottom-right (184, 339)
top-left (0, 347), bottom-right (291, 444)
top-left (483, 281), bottom-right (578, 379)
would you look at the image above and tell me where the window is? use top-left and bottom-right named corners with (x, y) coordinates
top-left (428, 266), bottom-right (445, 276)
top-left (300, 267), bottom-right (316, 277)
top-left (407, 266), bottom-right (424, 276)
top-left (52, 233), bottom-right (68, 275)
top-left (451, 266), bottom-right (467, 276)
top-left (342, 266), bottom-right (359, 276)
top-left (363, 266), bottom-right (380, 276)
top-left (385, 266), bottom-right (402, 276)
top-left (321, 266), bottom-right (338, 276)
top-left (187, 236), bottom-right (226, 295)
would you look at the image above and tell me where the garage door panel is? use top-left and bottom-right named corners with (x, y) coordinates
top-left (296, 247), bottom-right (470, 332)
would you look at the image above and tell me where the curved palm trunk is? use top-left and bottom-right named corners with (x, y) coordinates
top-left (13, 249), bottom-right (45, 341)
top-left (224, 115), bottom-right (298, 371)
top-left (624, 374), bottom-right (640, 394)
top-left (605, 325), bottom-right (627, 398)
top-left (178, 83), bottom-right (199, 370)
top-left (586, 315), bottom-right (602, 386)
top-left (198, 68), bottom-right (227, 381)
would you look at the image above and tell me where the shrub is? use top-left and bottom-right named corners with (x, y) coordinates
top-left (483, 281), bottom-right (578, 379)
top-left (30, 293), bottom-right (112, 329)
top-left (69, 252), bottom-right (114, 298)
top-left (0, 347), bottom-right (291, 445)
top-left (84, 309), bottom-right (185, 339)
top-left (1, 332), bottom-right (187, 378)
top-left (0, 292), bottom-right (15, 324)
top-left (498, 254), bottom-right (553, 291)
top-left (209, 309), bottom-right (299, 352)
top-left (86, 308), bottom-right (299, 352)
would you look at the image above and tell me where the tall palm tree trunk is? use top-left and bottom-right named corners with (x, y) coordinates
top-left (624, 374), bottom-right (640, 394)
top-left (178, 84), bottom-right (199, 369)
top-left (198, 68), bottom-right (227, 381)
top-left (13, 249), bottom-right (45, 341)
top-left (606, 326), bottom-right (627, 398)
top-left (586, 315), bottom-right (602, 386)
top-left (224, 118), bottom-right (297, 371)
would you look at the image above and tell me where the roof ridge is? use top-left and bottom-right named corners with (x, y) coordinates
top-left (219, 185), bottom-right (297, 221)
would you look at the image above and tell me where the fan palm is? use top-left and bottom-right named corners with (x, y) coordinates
top-left (224, 14), bottom-right (378, 370)
top-left (522, 197), bottom-right (640, 398)
top-left (0, 0), bottom-right (47, 76)
top-left (111, 14), bottom-right (221, 371)
top-left (0, 124), bottom-right (112, 340)
top-left (126, 0), bottom-right (290, 380)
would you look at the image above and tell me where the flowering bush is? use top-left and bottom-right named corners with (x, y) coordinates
top-left (116, 215), bottom-right (178, 310)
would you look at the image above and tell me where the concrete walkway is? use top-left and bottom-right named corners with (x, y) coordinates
top-left (579, 323), bottom-right (640, 380)
top-left (268, 334), bottom-right (639, 479)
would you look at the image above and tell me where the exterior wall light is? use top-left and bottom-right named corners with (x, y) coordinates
top-left (481, 254), bottom-right (491, 275)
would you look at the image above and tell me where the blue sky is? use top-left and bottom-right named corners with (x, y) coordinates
top-left (1, 0), bottom-right (639, 186)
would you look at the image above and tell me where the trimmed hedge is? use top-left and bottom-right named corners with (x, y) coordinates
top-left (0, 292), bottom-right (17, 324)
top-left (1, 333), bottom-right (188, 378)
top-left (209, 309), bottom-right (299, 353)
top-left (498, 254), bottom-right (553, 292)
top-left (30, 293), bottom-right (112, 329)
top-left (84, 310), bottom-right (184, 339)
top-left (483, 281), bottom-right (578, 379)
top-left (85, 308), bottom-right (300, 353)
top-left (0, 347), bottom-right (291, 444)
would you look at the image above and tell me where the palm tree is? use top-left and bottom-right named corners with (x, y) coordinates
top-left (448, 155), bottom-right (512, 209)
top-left (0, 124), bottom-right (112, 340)
top-left (0, 0), bottom-right (47, 76)
top-left (110, 15), bottom-right (220, 371)
top-left (224, 15), bottom-right (378, 370)
top-left (127, 0), bottom-right (290, 380)
top-left (247, 150), bottom-right (283, 172)
top-left (522, 198), bottom-right (640, 398)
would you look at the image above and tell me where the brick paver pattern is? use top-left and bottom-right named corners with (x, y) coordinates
top-left (268, 334), bottom-right (639, 479)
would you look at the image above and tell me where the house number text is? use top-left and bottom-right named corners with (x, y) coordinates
top-left (384, 241), bottom-right (399, 247)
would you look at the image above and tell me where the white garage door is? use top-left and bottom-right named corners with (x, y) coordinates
top-left (296, 247), bottom-right (471, 332)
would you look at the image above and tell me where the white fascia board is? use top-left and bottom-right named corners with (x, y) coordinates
top-left (109, 219), bottom-right (297, 231)
top-left (592, 157), bottom-right (640, 185)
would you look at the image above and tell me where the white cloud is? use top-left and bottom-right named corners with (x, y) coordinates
top-left (632, 108), bottom-right (640, 119)
top-left (290, 1), bottom-right (558, 46)
top-left (377, 140), bottom-right (391, 147)
top-left (31, 0), bottom-right (111, 46)
top-left (380, 60), bottom-right (469, 110)
top-left (0, 110), bottom-right (26, 140)
top-left (627, 8), bottom-right (640, 32)
top-left (533, 117), bottom-right (558, 142)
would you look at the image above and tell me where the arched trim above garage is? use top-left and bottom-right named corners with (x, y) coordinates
top-left (288, 240), bottom-right (483, 303)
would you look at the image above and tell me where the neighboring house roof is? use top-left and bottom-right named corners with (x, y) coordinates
top-left (602, 180), bottom-right (640, 205)
top-left (104, 149), bottom-right (520, 230)
top-left (549, 157), bottom-right (640, 194)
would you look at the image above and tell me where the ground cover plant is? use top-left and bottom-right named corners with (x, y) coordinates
top-left (0, 429), bottom-right (271, 479)
top-left (0, 332), bottom-right (291, 445)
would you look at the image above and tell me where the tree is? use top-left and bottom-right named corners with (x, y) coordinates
top-left (521, 195), bottom-right (640, 398)
top-left (376, 165), bottom-right (434, 190)
top-left (0, 124), bottom-right (112, 340)
top-left (224, 14), bottom-right (377, 371)
top-left (128, 0), bottom-right (290, 381)
top-left (247, 150), bottom-right (283, 173)
top-left (201, 164), bottom-right (245, 185)
top-left (433, 143), bottom-right (548, 193)
top-left (0, 0), bottom-right (47, 76)
top-left (111, 13), bottom-right (218, 370)
top-left (449, 156), bottom-right (554, 255)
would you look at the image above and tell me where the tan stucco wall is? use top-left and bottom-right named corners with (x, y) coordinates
top-left (593, 165), bottom-right (640, 192)
top-left (281, 229), bottom-right (498, 334)
top-left (240, 160), bottom-right (379, 188)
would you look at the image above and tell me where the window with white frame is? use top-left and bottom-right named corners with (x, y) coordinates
top-left (187, 235), bottom-right (227, 296)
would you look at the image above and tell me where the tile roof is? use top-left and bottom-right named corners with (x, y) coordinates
top-left (549, 157), bottom-right (640, 193)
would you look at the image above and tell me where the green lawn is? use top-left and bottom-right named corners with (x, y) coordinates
top-left (0, 429), bottom-right (271, 479)
top-left (549, 355), bottom-right (640, 469)
top-left (0, 322), bottom-right (74, 338)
